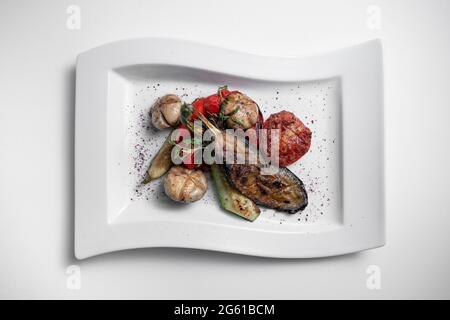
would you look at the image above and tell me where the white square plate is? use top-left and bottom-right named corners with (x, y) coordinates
top-left (75, 38), bottom-right (384, 259)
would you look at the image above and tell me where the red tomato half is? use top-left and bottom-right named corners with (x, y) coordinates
top-left (263, 111), bottom-right (311, 167)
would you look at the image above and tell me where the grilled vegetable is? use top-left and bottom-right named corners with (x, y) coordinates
top-left (224, 164), bottom-right (308, 214)
top-left (210, 164), bottom-right (260, 221)
top-left (164, 166), bottom-right (207, 203)
top-left (263, 110), bottom-right (311, 167)
top-left (196, 110), bottom-right (308, 213)
top-left (222, 92), bottom-right (259, 129)
top-left (204, 86), bottom-right (235, 114)
top-left (150, 94), bottom-right (182, 130)
top-left (143, 131), bottom-right (174, 184)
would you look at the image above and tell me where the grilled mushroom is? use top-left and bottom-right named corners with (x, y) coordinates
top-left (164, 166), bottom-right (207, 203)
top-left (222, 92), bottom-right (259, 129)
top-left (150, 94), bottom-right (182, 130)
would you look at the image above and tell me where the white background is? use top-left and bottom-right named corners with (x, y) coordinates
top-left (1, 0), bottom-right (449, 299)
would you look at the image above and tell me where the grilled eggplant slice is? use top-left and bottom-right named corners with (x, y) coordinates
top-left (224, 164), bottom-right (308, 214)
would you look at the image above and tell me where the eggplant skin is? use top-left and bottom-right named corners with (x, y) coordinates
top-left (224, 164), bottom-right (308, 214)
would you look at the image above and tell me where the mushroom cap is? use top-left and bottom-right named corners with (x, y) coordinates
top-left (164, 166), bottom-right (208, 203)
top-left (150, 94), bottom-right (182, 130)
top-left (223, 92), bottom-right (259, 129)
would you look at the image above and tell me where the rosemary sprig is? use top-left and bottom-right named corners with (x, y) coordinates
top-left (218, 105), bottom-right (240, 122)
top-left (231, 117), bottom-right (244, 126)
top-left (227, 106), bottom-right (240, 117)
top-left (180, 103), bottom-right (194, 131)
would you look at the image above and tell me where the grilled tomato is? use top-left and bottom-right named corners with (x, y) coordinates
top-left (263, 110), bottom-right (311, 167)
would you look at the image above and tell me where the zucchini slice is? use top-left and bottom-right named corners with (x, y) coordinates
top-left (210, 164), bottom-right (260, 221)
top-left (143, 130), bottom-right (174, 184)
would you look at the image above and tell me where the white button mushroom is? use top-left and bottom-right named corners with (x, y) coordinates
top-left (222, 92), bottom-right (259, 130)
top-left (150, 94), bottom-right (182, 130)
top-left (164, 166), bottom-right (208, 203)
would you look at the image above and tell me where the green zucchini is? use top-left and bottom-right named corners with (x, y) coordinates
top-left (143, 130), bottom-right (174, 184)
top-left (210, 164), bottom-right (260, 221)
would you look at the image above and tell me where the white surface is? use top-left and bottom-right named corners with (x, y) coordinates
top-left (75, 38), bottom-right (384, 259)
top-left (1, 0), bottom-right (449, 299)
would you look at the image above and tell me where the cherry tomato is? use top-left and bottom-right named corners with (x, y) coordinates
top-left (182, 151), bottom-right (196, 170)
top-left (179, 87), bottom-right (242, 169)
top-left (175, 122), bottom-right (187, 143)
top-left (204, 94), bottom-right (221, 114)
top-left (204, 87), bottom-right (238, 114)
top-left (190, 98), bottom-right (205, 120)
